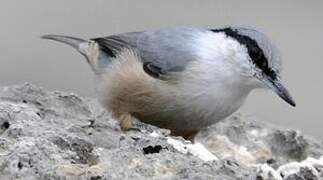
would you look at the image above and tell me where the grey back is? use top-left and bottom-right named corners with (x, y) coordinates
top-left (92, 27), bottom-right (207, 74)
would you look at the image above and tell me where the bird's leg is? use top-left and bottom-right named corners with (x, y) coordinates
top-left (182, 130), bottom-right (199, 143)
top-left (118, 113), bottom-right (135, 131)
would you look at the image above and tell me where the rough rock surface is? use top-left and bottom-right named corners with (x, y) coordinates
top-left (0, 83), bottom-right (322, 180)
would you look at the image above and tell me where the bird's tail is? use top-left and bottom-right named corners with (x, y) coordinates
top-left (41, 34), bottom-right (108, 74)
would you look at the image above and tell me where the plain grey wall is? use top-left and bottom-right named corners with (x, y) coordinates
top-left (0, 0), bottom-right (322, 139)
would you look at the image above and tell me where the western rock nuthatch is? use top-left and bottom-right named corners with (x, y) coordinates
top-left (42, 26), bottom-right (295, 141)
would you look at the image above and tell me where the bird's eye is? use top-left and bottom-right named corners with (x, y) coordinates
top-left (267, 69), bottom-right (277, 80)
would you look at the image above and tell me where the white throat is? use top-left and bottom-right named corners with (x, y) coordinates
top-left (177, 31), bottom-right (256, 121)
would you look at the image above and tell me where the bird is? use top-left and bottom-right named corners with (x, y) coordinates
top-left (42, 26), bottom-right (296, 142)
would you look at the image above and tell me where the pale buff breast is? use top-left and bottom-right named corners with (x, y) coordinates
top-left (97, 49), bottom-right (206, 134)
top-left (97, 49), bottom-right (246, 135)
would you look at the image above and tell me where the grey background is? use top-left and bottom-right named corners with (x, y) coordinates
top-left (0, 0), bottom-right (322, 138)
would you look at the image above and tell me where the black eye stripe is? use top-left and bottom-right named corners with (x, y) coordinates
top-left (210, 28), bottom-right (276, 79)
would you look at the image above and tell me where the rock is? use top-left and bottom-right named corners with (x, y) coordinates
top-left (0, 83), bottom-right (322, 180)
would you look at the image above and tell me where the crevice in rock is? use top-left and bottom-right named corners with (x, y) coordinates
top-left (90, 176), bottom-right (103, 180)
top-left (142, 145), bottom-right (163, 154)
top-left (266, 158), bottom-right (276, 164)
top-left (1, 121), bottom-right (10, 130)
top-left (17, 162), bottom-right (23, 170)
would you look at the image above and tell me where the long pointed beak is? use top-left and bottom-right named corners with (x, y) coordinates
top-left (263, 76), bottom-right (296, 107)
top-left (41, 34), bottom-right (87, 55)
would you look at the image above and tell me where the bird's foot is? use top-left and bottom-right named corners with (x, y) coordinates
top-left (181, 130), bottom-right (199, 143)
top-left (118, 113), bottom-right (155, 133)
top-left (119, 113), bottom-right (135, 131)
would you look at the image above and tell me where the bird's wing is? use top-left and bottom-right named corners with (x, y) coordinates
top-left (91, 27), bottom-right (203, 78)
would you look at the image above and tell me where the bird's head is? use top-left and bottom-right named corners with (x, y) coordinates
top-left (209, 27), bottom-right (295, 107)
